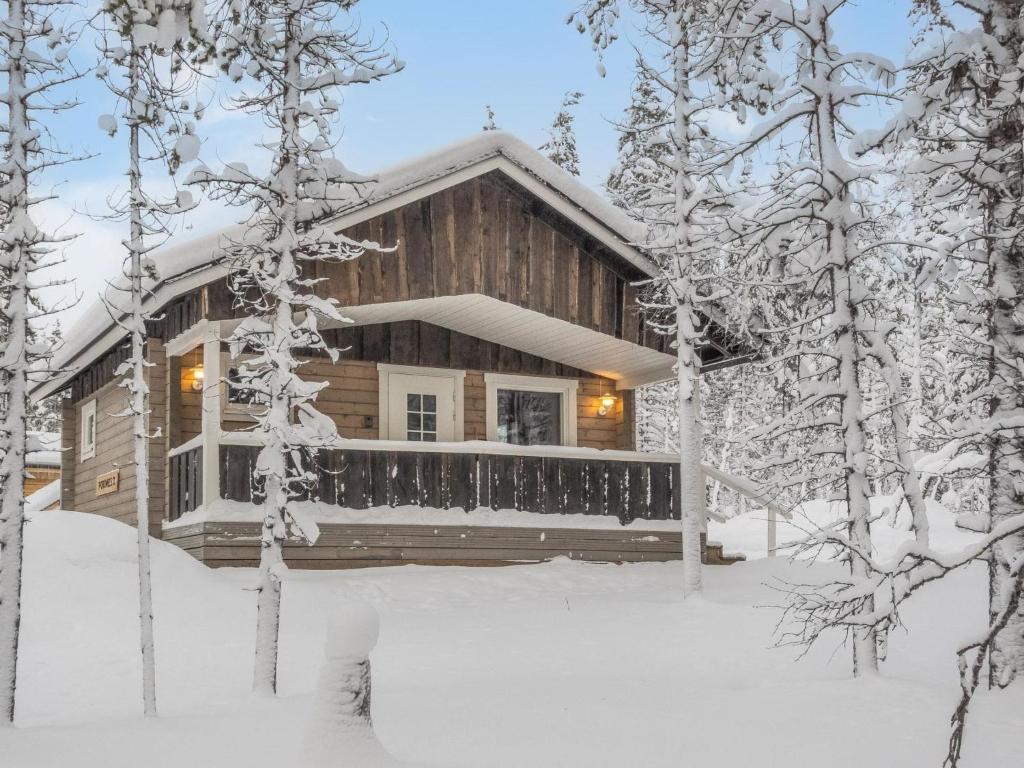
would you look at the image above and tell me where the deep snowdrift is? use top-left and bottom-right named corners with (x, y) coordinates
top-left (1, 509), bottom-right (1021, 768)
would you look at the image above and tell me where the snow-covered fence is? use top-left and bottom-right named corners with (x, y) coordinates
top-left (216, 442), bottom-right (683, 525)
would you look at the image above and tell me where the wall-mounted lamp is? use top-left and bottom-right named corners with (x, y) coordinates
top-left (191, 364), bottom-right (205, 392)
top-left (598, 393), bottom-right (617, 417)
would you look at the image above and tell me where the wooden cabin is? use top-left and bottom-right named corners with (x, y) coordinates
top-left (34, 133), bottom-right (750, 568)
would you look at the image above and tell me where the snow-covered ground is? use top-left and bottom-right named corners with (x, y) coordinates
top-left (2, 509), bottom-right (1021, 767)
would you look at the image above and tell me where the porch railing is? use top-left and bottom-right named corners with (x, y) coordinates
top-left (168, 444), bottom-right (203, 521)
top-left (217, 442), bottom-right (682, 525)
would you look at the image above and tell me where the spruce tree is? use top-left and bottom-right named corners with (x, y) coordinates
top-left (540, 90), bottom-right (583, 175)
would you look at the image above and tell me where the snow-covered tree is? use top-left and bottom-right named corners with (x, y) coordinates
top-left (700, 0), bottom-right (925, 675)
top-left (27, 322), bottom-right (64, 433)
top-left (829, 1), bottom-right (1024, 759)
top-left (606, 57), bottom-right (671, 214)
top-left (189, 0), bottom-right (402, 695)
top-left (540, 90), bottom-right (583, 176)
top-left (94, 0), bottom-right (211, 718)
top-left (570, 0), bottom-right (737, 597)
top-left (0, 0), bottom-right (79, 724)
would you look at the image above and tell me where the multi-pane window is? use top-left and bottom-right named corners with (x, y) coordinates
top-left (496, 390), bottom-right (561, 446)
top-left (406, 393), bottom-right (438, 442)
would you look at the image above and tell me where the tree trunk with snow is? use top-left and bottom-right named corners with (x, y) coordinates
top-left (125, 46), bottom-right (158, 717)
top-left (0, 0), bottom-right (31, 721)
top-left (0, 0), bottom-right (78, 723)
top-left (95, 1), bottom-right (211, 714)
top-left (192, 0), bottom-right (401, 695)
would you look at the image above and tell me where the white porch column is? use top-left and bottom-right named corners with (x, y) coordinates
top-left (695, 379), bottom-right (708, 534)
top-left (201, 325), bottom-right (222, 509)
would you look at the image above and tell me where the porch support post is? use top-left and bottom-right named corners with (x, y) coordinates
top-left (201, 324), bottom-right (222, 509)
top-left (695, 380), bottom-right (708, 534)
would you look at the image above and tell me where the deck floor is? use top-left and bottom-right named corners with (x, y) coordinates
top-left (162, 521), bottom-right (739, 568)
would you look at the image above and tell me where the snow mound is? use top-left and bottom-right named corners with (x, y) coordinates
top-left (708, 497), bottom-right (982, 561)
top-left (17, 510), bottom-right (254, 726)
top-left (325, 602), bottom-right (380, 660)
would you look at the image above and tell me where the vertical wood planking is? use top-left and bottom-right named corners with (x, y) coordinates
top-left (507, 198), bottom-right (530, 306)
top-left (378, 208), bottom-right (408, 302)
top-left (453, 178), bottom-right (482, 294)
top-left (528, 220), bottom-right (554, 316)
top-left (430, 188), bottom-right (458, 296)
top-left (213, 447), bottom-right (680, 525)
top-left (479, 179), bottom-right (503, 298)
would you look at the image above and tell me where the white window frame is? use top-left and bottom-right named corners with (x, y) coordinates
top-left (484, 373), bottom-right (578, 447)
top-left (377, 364), bottom-right (466, 441)
top-left (80, 399), bottom-right (97, 461)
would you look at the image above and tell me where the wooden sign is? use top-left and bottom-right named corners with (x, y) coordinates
top-left (96, 470), bottom-right (120, 496)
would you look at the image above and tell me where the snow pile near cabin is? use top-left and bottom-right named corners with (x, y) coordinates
top-left (2, 508), bottom-right (1022, 767)
top-left (708, 496), bottom-right (981, 561)
top-left (170, 498), bottom-right (683, 531)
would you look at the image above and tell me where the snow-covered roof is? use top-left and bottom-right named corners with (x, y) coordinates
top-left (27, 432), bottom-right (61, 468)
top-left (323, 131), bottom-right (649, 254)
top-left (36, 132), bottom-right (657, 400)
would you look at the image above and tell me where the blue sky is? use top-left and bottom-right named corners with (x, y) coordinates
top-left (41, 0), bottom-right (919, 327)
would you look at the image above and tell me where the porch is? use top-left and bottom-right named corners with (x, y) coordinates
top-left (164, 437), bottom-right (749, 568)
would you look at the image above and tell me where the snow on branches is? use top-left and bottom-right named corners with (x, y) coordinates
top-left (0, 0), bottom-right (82, 724)
top-left (94, 0), bottom-right (212, 719)
top-left (188, 0), bottom-right (402, 695)
top-left (540, 91), bottom-right (583, 176)
top-left (570, 0), bottom-right (743, 597)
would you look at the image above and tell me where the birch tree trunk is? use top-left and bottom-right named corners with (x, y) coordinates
top-left (987, 191), bottom-right (1024, 687)
top-left (0, 0), bottom-right (31, 723)
top-left (670, 1), bottom-right (703, 597)
top-left (811, 18), bottom-right (878, 675)
top-left (126, 44), bottom-right (158, 717)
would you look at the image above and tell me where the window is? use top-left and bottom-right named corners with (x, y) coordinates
top-left (80, 399), bottom-right (97, 461)
top-left (484, 373), bottom-right (577, 447)
top-left (496, 390), bottom-right (561, 446)
top-left (406, 393), bottom-right (438, 442)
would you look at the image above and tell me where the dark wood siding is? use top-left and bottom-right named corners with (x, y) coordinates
top-left (323, 321), bottom-right (592, 379)
top-left (197, 172), bottom-right (664, 353)
top-left (216, 444), bottom-right (679, 524)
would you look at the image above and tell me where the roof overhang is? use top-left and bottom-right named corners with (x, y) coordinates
top-left (331, 294), bottom-right (676, 389)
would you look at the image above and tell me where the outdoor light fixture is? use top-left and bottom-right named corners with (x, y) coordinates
top-left (191, 364), bottom-right (205, 392)
top-left (598, 393), bottom-right (617, 417)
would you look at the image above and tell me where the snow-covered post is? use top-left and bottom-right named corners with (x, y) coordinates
top-left (0, 0), bottom-right (79, 724)
top-left (94, 0), bottom-right (211, 717)
top-left (303, 603), bottom-right (405, 767)
top-left (190, 0), bottom-right (402, 695)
